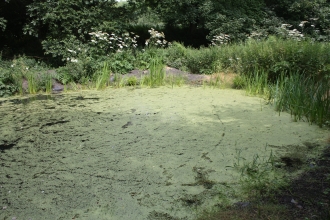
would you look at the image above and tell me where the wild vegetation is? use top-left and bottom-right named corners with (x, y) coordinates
top-left (1, 0), bottom-right (330, 219)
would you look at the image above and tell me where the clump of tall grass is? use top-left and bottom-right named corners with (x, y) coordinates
top-left (168, 37), bottom-right (330, 78)
top-left (95, 62), bottom-right (110, 90)
top-left (244, 70), bottom-right (271, 98)
top-left (223, 37), bottom-right (330, 79)
top-left (44, 74), bottom-right (53, 94)
top-left (111, 73), bottom-right (125, 88)
top-left (272, 73), bottom-right (330, 127)
top-left (166, 74), bottom-right (186, 88)
top-left (234, 150), bottom-right (287, 201)
top-left (144, 56), bottom-right (166, 87)
top-left (239, 67), bottom-right (330, 127)
top-left (26, 72), bottom-right (39, 94)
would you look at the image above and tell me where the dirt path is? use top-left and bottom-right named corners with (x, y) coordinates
top-left (0, 87), bottom-right (328, 219)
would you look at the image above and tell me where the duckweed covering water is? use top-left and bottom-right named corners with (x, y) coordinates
top-left (0, 87), bottom-right (328, 219)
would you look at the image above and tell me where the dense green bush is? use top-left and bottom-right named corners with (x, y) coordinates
top-left (108, 51), bottom-right (135, 74)
top-left (197, 37), bottom-right (330, 79)
top-left (0, 64), bottom-right (17, 97)
top-left (184, 47), bottom-right (220, 74)
top-left (165, 42), bottom-right (188, 70)
top-left (56, 54), bottom-right (99, 85)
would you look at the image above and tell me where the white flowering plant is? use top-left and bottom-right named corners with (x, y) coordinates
top-left (210, 33), bottom-right (231, 46)
top-left (276, 23), bottom-right (305, 41)
top-left (145, 28), bottom-right (171, 48)
top-left (89, 31), bottom-right (139, 54)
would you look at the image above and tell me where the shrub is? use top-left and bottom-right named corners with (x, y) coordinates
top-left (107, 51), bottom-right (135, 74)
top-left (164, 42), bottom-right (188, 70)
top-left (126, 76), bottom-right (138, 86)
top-left (0, 61), bottom-right (17, 97)
top-left (57, 54), bottom-right (98, 84)
top-left (232, 75), bottom-right (246, 89)
top-left (185, 46), bottom-right (220, 74)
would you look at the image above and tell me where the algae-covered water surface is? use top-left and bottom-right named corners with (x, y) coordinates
top-left (0, 87), bottom-right (328, 219)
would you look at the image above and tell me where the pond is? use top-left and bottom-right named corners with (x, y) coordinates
top-left (0, 86), bottom-right (328, 219)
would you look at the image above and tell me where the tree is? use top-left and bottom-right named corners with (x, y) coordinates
top-left (128, 0), bottom-right (269, 42)
top-left (264, 0), bottom-right (330, 40)
top-left (23, 0), bottom-right (126, 59)
top-left (0, 0), bottom-right (37, 58)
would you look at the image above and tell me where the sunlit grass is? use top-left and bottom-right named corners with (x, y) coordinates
top-left (95, 62), bottom-right (111, 90)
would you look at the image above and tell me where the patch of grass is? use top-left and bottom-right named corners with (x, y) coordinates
top-left (26, 72), bottom-right (39, 94)
top-left (166, 74), bottom-right (186, 88)
top-left (45, 75), bottom-right (53, 94)
top-left (95, 62), bottom-right (110, 90)
top-left (111, 73), bottom-right (125, 88)
top-left (185, 46), bottom-right (220, 74)
top-left (243, 70), bottom-right (271, 98)
top-left (205, 73), bottom-right (235, 89)
top-left (271, 72), bottom-right (330, 127)
top-left (196, 149), bottom-right (290, 220)
top-left (208, 73), bottom-right (222, 88)
top-left (125, 76), bottom-right (138, 87)
top-left (232, 74), bottom-right (246, 89)
top-left (68, 82), bottom-right (80, 91)
top-left (147, 56), bottom-right (166, 87)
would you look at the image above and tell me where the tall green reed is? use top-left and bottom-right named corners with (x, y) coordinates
top-left (241, 67), bottom-right (329, 127)
top-left (272, 72), bottom-right (330, 127)
top-left (148, 56), bottom-right (166, 87)
top-left (27, 73), bottom-right (39, 94)
top-left (45, 74), bottom-right (53, 93)
top-left (95, 62), bottom-right (110, 90)
top-left (243, 69), bottom-right (271, 98)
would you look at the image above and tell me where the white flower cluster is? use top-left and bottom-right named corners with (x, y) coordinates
top-left (298, 21), bottom-right (308, 27)
top-left (279, 23), bottom-right (304, 41)
top-left (211, 34), bottom-right (230, 46)
top-left (64, 31), bottom-right (140, 63)
top-left (89, 31), bottom-right (139, 53)
top-left (145, 28), bottom-right (170, 48)
top-left (66, 49), bottom-right (80, 63)
top-left (248, 31), bottom-right (268, 40)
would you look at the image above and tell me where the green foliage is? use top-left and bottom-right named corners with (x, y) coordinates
top-left (24, 0), bottom-right (124, 60)
top-left (165, 42), bottom-right (188, 70)
top-left (134, 50), bottom-right (151, 70)
top-left (125, 76), bottom-right (138, 86)
top-left (26, 72), bottom-right (38, 94)
top-left (185, 47), bottom-right (220, 74)
top-left (268, 0), bottom-right (330, 39)
top-left (272, 73), bottom-right (330, 127)
top-left (0, 59), bottom-right (17, 97)
top-left (56, 54), bottom-right (98, 84)
top-left (232, 75), bottom-right (246, 89)
top-left (232, 149), bottom-right (288, 200)
top-left (209, 37), bottom-right (330, 79)
top-left (44, 74), bottom-right (53, 94)
top-left (142, 56), bottom-right (166, 87)
top-left (108, 51), bottom-right (135, 74)
top-left (0, 81), bottom-right (16, 97)
top-left (95, 62), bottom-right (111, 90)
top-left (0, 17), bottom-right (6, 32)
top-left (244, 70), bottom-right (271, 97)
top-left (134, 47), bottom-right (165, 70)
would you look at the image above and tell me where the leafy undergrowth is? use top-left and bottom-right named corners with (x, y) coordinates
top-left (197, 144), bottom-right (330, 220)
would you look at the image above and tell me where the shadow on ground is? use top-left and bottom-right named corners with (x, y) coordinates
top-left (197, 144), bottom-right (330, 220)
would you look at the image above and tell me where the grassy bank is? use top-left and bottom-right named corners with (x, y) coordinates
top-left (2, 37), bottom-right (329, 126)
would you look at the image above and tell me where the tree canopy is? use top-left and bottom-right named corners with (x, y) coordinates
top-left (0, 0), bottom-right (330, 59)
